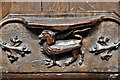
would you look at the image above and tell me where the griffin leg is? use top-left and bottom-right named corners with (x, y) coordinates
top-left (73, 34), bottom-right (84, 65)
top-left (44, 55), bottom-right (62, 68)
top-left (79, 50), bottom-right (84, 65)
top-left (44, 55), bottom-right (56, 68)
top-left (65, 49), bottom-right (78, 66)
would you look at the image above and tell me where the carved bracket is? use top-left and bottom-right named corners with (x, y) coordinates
top-left (89, 36), bottom-right (120, 61)
top-left (0, 36), bottom-right (31, 63)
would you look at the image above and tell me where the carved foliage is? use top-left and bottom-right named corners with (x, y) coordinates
top-left (89, 36), bottom-right (120, 61)
top-left (0, 36), bottom-right (31, 63)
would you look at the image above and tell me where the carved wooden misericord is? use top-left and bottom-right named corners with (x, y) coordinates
top-left (0, 11), bottom-right (119, 74)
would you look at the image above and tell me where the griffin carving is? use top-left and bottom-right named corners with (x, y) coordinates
top-left (39, 30), bottom-right (85, 67)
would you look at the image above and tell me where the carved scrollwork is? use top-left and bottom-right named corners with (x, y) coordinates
top-left (0, 36), bottom-right (31, 63)
top-left (89, 36), bottom-right (120, 61)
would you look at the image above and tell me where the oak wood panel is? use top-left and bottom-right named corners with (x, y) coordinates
top-left (10, 2), bottom-right (41, 14)
top-left (0, 2), bottom-right (11, 19)
top-left (42, 2), bottom-right (69, 11)
top-left (69, 2), bottom-right (118, 13)
top-left (9, 2), bottom-right (119, 13)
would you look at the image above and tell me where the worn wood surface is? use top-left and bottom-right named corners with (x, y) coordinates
top-left (0, 2), bottom-right (120, 79)
top-left (9, 2), bottom-right (118, 13)
top-left (0, 2), bottom-right (11, 19)
top-left (1, 2), bottom-right (119, 15)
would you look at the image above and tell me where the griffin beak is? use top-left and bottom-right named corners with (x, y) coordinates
top-left (38, 34), bottom-right (42, 39)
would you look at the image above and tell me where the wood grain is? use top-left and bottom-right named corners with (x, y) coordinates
top-left (0, 2), bottom-right (11, 19)
top-left (10, 2), bottom-right (41, 14)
